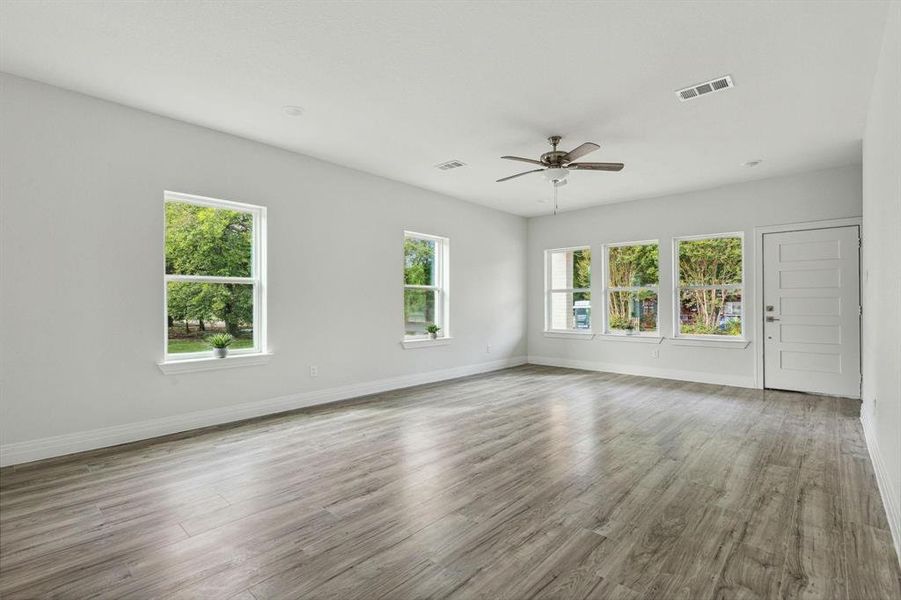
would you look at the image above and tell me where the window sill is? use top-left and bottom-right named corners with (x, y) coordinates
top-left (401, 337), bottom-right (452, 349)
top-left (668, 337), bottom-right (750, 349)
top-left (598, 333), bottom-right (664, 344)
top-left (543, 331), bottom-right (595, 340)
top-left (158, 352), bottom-right (273, 374)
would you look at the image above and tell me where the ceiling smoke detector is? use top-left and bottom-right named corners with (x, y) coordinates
top-left (434, 159), bottom-right (466, 171)
top-left (675, 75), bottom-right (734, 102)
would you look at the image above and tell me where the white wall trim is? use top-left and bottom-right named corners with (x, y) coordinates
top-left (753, 216), bottom-right (863, 389)
top-left (667, 338), bottom-right (750, 349)
top-left (543, 331), bottom-right (595, 340)
top-left (527, 355), bottom-right (756, 388)
top-left (861, 410), bottom-right (901, 566)
top-left (158, 352), bottom-right (273, 374)
top-left (0, 356), bottom-right (526, 467)
top-left (400, 337), bottom-right (452, 349)
top-left (597, 334), bottom-right (663, 344)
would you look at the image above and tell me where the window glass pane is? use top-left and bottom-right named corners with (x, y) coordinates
top-left (404, 288), bottom-right (437, 336)
top-left (550, 248), bottom-right (591, 290)
top-left (550, 291), bottom-right (591, 330)
top-left (678, 237), bottom-right (742, 286)
top-left (404, 237), bottom-right (436, 286)
top-left (679, 289), bottom-right (742, 336)
top-left (608, 291), bottom-right (658, 332)
top-left (165, 202), bottom-right (253, 277)
top-left (167, 282), bottom-right (254, 353)
top-left (608, 244), bottom-right (658, 287)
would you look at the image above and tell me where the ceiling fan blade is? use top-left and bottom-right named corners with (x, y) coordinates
top-left (563, 142), bottom-right (600, 163)
top-left (496, 168), bottom-right (544, 182)
top-left (501, 155), bottom-right (544, 166)
top-left (568, 162), bottom-right (625, 172)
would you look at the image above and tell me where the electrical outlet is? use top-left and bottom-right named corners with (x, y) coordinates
top-left (309, 365), bottom-right (319, 377)
top-left (651, 348), bottom-right (659, 359)
top-left (486, 344), bottom-right (492, 354)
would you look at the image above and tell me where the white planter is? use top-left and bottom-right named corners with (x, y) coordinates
top-left (429, 332), bottom-right (438, 340)
top-left (213, 347), bottom-right (228, 359)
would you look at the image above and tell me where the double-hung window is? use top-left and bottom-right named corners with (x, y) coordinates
top-left (604, 241), bottom-right (659, 334)
top-left (545, 247), bottom-right (592, 331)
top-left (674, 233), bottom-right (743, 337)
top-left (164, 191), bottom-right (266, 360)
top-left (403, 232), bottom-right (449, 339)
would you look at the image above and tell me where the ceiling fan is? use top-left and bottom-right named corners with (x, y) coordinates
top-left (496, 135), bottom-right (624, 184)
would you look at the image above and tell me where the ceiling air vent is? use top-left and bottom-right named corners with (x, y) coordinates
top-left (675, 75), bottom-right (733, 102)
top-left (434, 159), bottom-right (466, 171)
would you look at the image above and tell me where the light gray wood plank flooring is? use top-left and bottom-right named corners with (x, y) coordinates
top-left (1, 365), bottom-right (899, 599)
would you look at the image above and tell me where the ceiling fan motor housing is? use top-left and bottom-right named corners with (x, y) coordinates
top-left (540, 150), bottom-right (569, 166)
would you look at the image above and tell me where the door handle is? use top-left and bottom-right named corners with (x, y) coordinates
top-left (766, 316), bottom-right (780, 322)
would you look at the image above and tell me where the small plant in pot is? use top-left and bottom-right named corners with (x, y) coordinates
top-left (624, 320), bottom-right (639, 335)
top-left (207, 333), bottom-right (234, 358)
top-left (425, 324), bottom-right (441, 340)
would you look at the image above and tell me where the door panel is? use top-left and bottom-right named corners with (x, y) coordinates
top-left (779, 268), bottom-right (841, 289)
top-left (763, 226), bottom-right (860, 397)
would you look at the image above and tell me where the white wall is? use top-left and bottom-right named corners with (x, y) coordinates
top-left (861, 0), bottom-right (901, 558)
top-left (527, 166), bottom-right (862, 387)
top-left (0, 74), bottom-right (527, 463)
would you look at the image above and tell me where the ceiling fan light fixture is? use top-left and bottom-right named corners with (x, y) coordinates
top-left (543, 167), bottom-right (569, 183)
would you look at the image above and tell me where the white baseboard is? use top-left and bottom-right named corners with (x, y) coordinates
top-left (0, 356), bottom-right (527, 467)
top-left (527, 355), bottom-right (756, 389)
top-left (861, 409), bottom-right (901, 566)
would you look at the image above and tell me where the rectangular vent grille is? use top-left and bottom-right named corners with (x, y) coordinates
top-left (676, 75), bottom-right (733, 102)
top-left (434, 159), bottom-right (466, 170)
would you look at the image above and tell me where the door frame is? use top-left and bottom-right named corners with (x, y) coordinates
top-left (753, 216), bottom-right (862, 391)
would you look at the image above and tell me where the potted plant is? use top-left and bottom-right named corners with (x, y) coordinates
top-left (624, 320), bottom-right (638, 336)
top-left (207, 333), bottom-right (234, 358)
top-left (425, 324), bottom-right (441, 340)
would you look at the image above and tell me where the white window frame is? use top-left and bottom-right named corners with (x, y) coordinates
top-left (544, 245), bottom-right (592, 333)
top-left (602, 240), bottom-right (660, 336)
top-left (673, 232), bottom-right (745, 340)
top-left (162, 191), bottom-right (267, 362)
top-left (403, 231), bottom-right (450, 341)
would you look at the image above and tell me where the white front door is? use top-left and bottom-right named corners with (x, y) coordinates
top-left (763, 226), bottom-right (861, 397)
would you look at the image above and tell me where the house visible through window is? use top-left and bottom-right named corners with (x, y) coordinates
top-left (164, 192), bottom-right (266, 358)
top-left (546, 247), bottom-right (592, 331)
top-left (675, 234), bottom-right (743, 337)
top-left (404, 232), bottom-right (449, 339)
top-left (604, 241), bottom-right (659, 334)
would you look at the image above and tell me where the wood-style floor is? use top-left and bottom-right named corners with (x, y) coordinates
top-left (1, 365), bottom-right (899, 599)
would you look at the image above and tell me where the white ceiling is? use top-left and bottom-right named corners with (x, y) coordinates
top-left (0, 1), bottom-right (889, 216)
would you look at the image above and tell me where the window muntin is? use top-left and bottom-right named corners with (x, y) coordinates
top-left (164, 192), bottom-right (266, 359)
top-left (545, 247), bottom-right (592, 331)
top-left (674, 234), bottom-right (743, 337)
top-left (404, 232), bottom-right (449, 339)
top-left (604, 242), bottom-right (659, 334)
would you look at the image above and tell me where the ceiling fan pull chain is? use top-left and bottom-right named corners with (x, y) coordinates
top-left (554, 184), bottom-right (558, 215)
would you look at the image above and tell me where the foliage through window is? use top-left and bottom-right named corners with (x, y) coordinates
top-left (605, 242), bottom-right (659, 333)
top-left (676, 235), bottom-right (743, 337)
top-left (404, 232), bottom-right (448, 338)
top-left (546, 247), bottom-right (591, 331)
top-left (164, 193), bottom-right (265, 357)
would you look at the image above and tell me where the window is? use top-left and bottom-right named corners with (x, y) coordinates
top-left (604, 241), bottom-right (659, 334)
top-left (404, 232), bottom-right (449, 339)
top-left (675, 233), bottom-right (743, 337)
top-left (164, 192), bottom-right (266, 359)
top-left (545, 247), bottom-right (592, 331)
